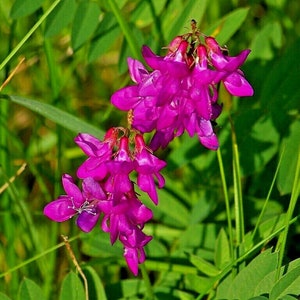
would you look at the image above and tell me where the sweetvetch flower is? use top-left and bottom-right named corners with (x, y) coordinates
top-left (205, 36), bottom-right (254, 97)
top-left (111, 32), bottom-right (253, 151)
top-left (100, 187), bottom-right (153, 275)
top-left (74, 128), bottom-right (118, 180)
top-left (44, 174), bottom-right (106, 232)
top-left (134, 134), bottom-right (167, 204)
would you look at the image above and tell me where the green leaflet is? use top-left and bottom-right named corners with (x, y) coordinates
top-left (5, 95), bottom-right (104, 137)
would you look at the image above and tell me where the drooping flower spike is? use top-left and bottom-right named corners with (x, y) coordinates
top-left (112, 29), bottom-right (253, 151)
top-left (44, 21), bottom-right (253, 276)
top-left (44, 127), bottom-right (166, 275)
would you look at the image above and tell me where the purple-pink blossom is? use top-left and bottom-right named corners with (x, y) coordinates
top-left (44, 128), bottom-right (166, 275)
top-left (111, 34), bottom-right (253, 151)
top-left (44, 26), bottom-right (254, 276)
top-left (43, 174), bottom-right (105, 232)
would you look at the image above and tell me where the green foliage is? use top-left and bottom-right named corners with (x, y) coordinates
top-left (71, 1), bottom-right (101, 51)
top-left (59, 271), bottom-right (85, 300)
top-left (10, 0), bottom-right (45, 19)
top-left (17, 278), bottom-right (46, 300)
top-left (45, 0), bottom-right (77, 38)
top-left (0, 0), bottom-right (300, 299)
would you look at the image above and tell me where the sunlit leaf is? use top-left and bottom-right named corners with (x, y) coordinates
top-left (71, 1), bottom-right (101, 50)
top-left (10, 0), bottom-right (45, 19)
top-left (188, 253), bottom-right (220, 277)
top-left (214, 228), bottom-right (231, 269)
top-left (45, 0), bottom-right (77, 37)
top-left (6, 95), bottom-right (104, 137)
top-left (226, 249), bottom-right (278, 299)
top-left (17, 278), bottom-right (46, 300)
top-left (82, 266), bottom-right (107, 300)
top-left (88, 13), bottom-right (120, 62)
top-left (206, 8), bottom-right (250, 44)
top-left (270, 265), bottom-right (300, 300)
top-left (255, 258), bottom-right (300, 295)
top-left (165, 0), bottom-right (208, 42)
top-left (59, 271), bottom-right (85, 300)
top-left (277, 121), bottom-right (300, 195)
top-left (0, 292), bottom-right (12, 300)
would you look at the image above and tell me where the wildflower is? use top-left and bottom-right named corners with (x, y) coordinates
top-left (205, 36), bottom-right (254, 97)
top-left (43, 174), bottom-right (105, 232)
top-left (111, 32), bottom-right (253, 151)
top-left (44, 127), bottom-right (166, 274)
top-left (74, 128), bottom-right (118, 180)
top-left (134, 134), bottom-right (167, 204)
top-left (100, 189), bottom-right (153, 275)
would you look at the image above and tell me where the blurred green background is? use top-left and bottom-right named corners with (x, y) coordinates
top-left (0, 0), bottom-right (299, 299)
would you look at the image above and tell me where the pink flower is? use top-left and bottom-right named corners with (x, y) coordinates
top-left (43, 174), bottom-right (106, 232)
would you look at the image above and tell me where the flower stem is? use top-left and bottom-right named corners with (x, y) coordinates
top-left (217, 148), bottom-right (234, 260)
top-left (275, 149), bottom-right (300, 280)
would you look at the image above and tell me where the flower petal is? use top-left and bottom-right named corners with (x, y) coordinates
top-left (82, 177), bottom-right (106, 200)
top-left (124, 247), bottom-right (139, 276)
top-left (127, 57), bottom-right (149, 83)
top-left (76, 211), bottom-right (100, 232)
top-left (223, 73), bottom-right (254, 97)
top-left (44, 197), bottom-right (75, 222)
top-left (62, 174), bottom-right (83, 206)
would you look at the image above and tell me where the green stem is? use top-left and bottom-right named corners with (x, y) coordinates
top-left (275, 149), bottom-right (300, 280)
top-left (0, 0), bottom-right (61, 71)
top-left (252, 149), bottom-right (285, 240)
top-left (217, 148), bottom-right (234, 260)
top-left (232, 142), bottom-right (244, 246)
top-left (107, 0), bottom-right (143, 61)
top-left (140, 263), bottom-right (155, 300)
top-left (0, 236), bottom-right (79, 279)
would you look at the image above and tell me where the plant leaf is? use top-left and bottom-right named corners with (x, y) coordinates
top-left (188, 253), bottom-right (220, 277)
top-left (0, 292), bottom-right (12, 300)
top-left (226, 249), bottom-right (278, 299)
top-left (45, 0), bottom-right (77, 37)
top-left (214, 228), bottom-right (231, 269)
top-left (10, 0), bottom-right (45, 19)
top-left (71, 1), bottom-right (101, 51)
top-left (17, 278), bottom-right (46, 300)
top-left (82, 266), bottom-right (107, 300)
top-left (270, 265), bottom-right (300, 300)
top-left (165, 0), bottom-right (208, 42)
top-left (206, 8), bottom-right (250, 44)
top-left (277, 121), bottom-right (300, 194)
top-left (88, 13), bottom-right (120, 62)
top-left (59, 271), bottom-right (85, 300)
top-left (6, 95), bottom-right (104, 137)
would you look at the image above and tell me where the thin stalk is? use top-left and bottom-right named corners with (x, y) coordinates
top-left (107, 0), bottom-right (143, 61)
top-left (145, 0), bottom-right (165, 50)
top-left (232, 140), bottom-right (245, 246)
top-left (0, 236), bottom-right (79, 279)
top-left (0, 168), bottom-right (49, 278)
top-left (217, 148), bottom-right (234, 260)
top-left (42, 38), bottom-right (61, 299)
top-left (140, 263), bottom-right (155, 300)
top-left (275, 149), bottom-right (300, 280)
top-left (0, 0), bottom-right (61, 71)
top-left (252, 149), bottom-right (285, 240)
top-left (0, 21), bottom-right (18, 293)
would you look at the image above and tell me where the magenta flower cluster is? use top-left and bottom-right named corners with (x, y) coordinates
top-left (112, 35), bottom-right (253, 151)
top-left (44, 128), bottom-right (166, 275)
top-left (44, 28), bottom-right (253, 275)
